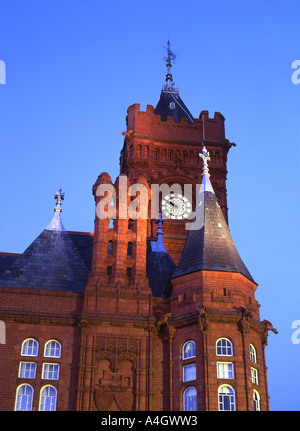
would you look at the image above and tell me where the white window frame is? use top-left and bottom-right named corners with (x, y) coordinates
top-left (182, 340), bottom-right (196, 360)
top-left (183, 386), bottom-right (197, 411)
top-left (14, 384), bottom-right (34, 411)
top-left (21, 338), bottom-right (39, 357)
top-left (216, 338), bottom-right (233, 356)
top-left (250, 344), bottom-right (257, 363)
top-left (253, 389), bottom-right (261, 411)
top-left (183, 363), bottom-right (196, 382)
top-left (44, 340), bottom-right (61, 358)
top-left (18, 362), bottom-right (37, 379)
top-left (42, 363), bottom-right (60, 380)
top-left (218, 384), bottom-right (236, 411)
top-left (39, 385), bottom-right (57, 411)
top-left (217, 362), bottom-right (234, 379)
top-left (251, 367), bottom-right (258, 385)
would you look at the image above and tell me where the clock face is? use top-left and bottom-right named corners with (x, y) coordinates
top-left (161, 192), bottom-right (192, 220)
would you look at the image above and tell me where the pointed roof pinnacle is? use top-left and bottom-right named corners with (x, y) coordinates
top-left (153, 213), bottom-right (168, 253)
top-left (45, 188), bottom-right (66, 231)
top-left (199, 146), bottom-right (214, 194)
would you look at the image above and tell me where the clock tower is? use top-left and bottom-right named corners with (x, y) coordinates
top-left (119, 41), bottom-right (235, 264)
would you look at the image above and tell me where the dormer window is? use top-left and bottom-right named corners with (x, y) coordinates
top-left (169, 102), bottom-right (175, 109)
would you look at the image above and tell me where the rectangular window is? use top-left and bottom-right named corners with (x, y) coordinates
top-left (18, 362), bottom-right (37, 379)
top-left (217, 362), bottom-right (234, 379)
top-left (251, 367), bottom-right (258, 385)
top-left (42, 363), bottom-right (60, 380)
top-left (183, 364), bottom-right (196, 382)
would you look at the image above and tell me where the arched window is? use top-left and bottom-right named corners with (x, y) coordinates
top-left (44, 340), bottom-right (61, 358)
top-left (218, 385), bottom-right (236, 411)
top-left (39, 385), bottom-right (57, 411)
top-left (183, 387), bottom-right (197, 411)
top-left (15, 384), bottom-right (34, 411)
top-left (253, 390), bottom-right (260, 411)
top-left (216, 338), bottom-right (233, 356)
top-left (126, 268), bottom-right (132, 278)
top-left (107, 240), bottom-right (113, 255)
top-left (250, 344), bottom-right (257, 363)
top-left (127, 242), bottom-right (132, 256)
top-left (182, 340), bottom-right (196, 360)
top-left (21, 339), bottom-right (38, 357)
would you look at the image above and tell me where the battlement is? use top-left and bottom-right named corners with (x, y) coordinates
top-left (126, 103), bottom-right (226, 143)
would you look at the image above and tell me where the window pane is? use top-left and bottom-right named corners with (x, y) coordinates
top-left (184, 387), bottom-right (197, 411)
top-left (216, 338), bottom-right (232, 356)
top-left (217, 362), bottom-right (234, 379)
top-left (107, 241), bottom-right (113, 255)
top-left (15, 385), bottom-right (33, 411)
top-left (183, 341), bottom-right (195, 359)
top-left (250, 345), bottom-right (257, 363)
top-left (22, 339), bottom-right (38, 356)
top-left (45, 341), bottom-right (61, 358)
top-left (253, 390), bottom-right (260, 411)
top-left (183, 364), bottom-right (196, 382)
top-left (218, 386), bottom-right (235, 411)
top-left (42, 364), bottom-right (60, 380)
top-left (251, 368), bottom-right (258, 385)
top-left (39, 386), bottom-right (57, 411)
top-left (19, 362), bottom-right (37, 379)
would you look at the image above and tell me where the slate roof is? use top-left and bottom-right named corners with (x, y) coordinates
top-left (146, 240), bottom-right (176, 297)
top-left (0, 229), bottom-right (91, 292)
top-left (0, 227), bottom-right (176, 295)
top-left (0, 253), bottom-right (20, 275)
top-left (154, 91), bottom-right (194, 124)
top-left (172, 181), bottom-right (255, 283)
top-left (68, 231), bottom-right (93, 270)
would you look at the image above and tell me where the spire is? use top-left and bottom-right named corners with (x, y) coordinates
top-left (172, 151), bottom-right (255, 282)
top-left (154, 41), bottom-right (194, 124)
top-left (153, 213), bottom-right (168, 253)
top-left (45, 188), bottom-right (66, 231)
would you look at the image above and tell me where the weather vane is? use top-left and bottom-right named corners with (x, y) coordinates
top-left (162, 41), bottom-right (179, 94)
top-left (54, 188), bottom-right (65, 212)
top-left (164, 40), bottom-right (176, 69)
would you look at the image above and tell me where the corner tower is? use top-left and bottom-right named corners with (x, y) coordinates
top-left (159, 147), bottom-right (277, 411)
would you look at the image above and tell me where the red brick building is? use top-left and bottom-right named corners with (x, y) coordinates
top-left (0, 44), bottom-right (276, 412)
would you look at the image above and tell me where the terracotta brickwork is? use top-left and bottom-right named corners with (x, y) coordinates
top-left (120, 105), bottom-right (235, 264)
top-left (0, 96), bottom-right (275, 412)
top-left (0, 288), bottom-right (82, 411)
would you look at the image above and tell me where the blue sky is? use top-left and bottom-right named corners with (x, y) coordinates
top-left (0, 0), bottom-right (299, 411)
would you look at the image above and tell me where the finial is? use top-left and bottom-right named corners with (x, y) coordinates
top-left (54, 188), bottom-right (65, 213)
top-left (45, 188), bottom-right (66, 232)
top-left (162, 41), bottom-right (179, 94)
top-left (153, 213), bottom-right (168, 253)
top-left (155, 213), bottom-right (165, 234)
top-left (199, 147), bottom-right (211, 178)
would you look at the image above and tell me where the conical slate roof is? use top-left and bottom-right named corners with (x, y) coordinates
top-left (146, 214), bottom-right (176, 297)
top-left (172, 148), bottom-right (255, 283)
top-left (0, 192), bottom-right (90, 292)
top-left (154, 91), bottom-right (194, 124)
